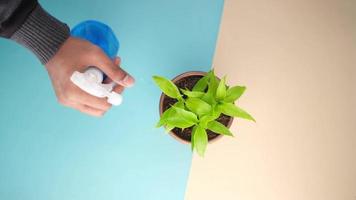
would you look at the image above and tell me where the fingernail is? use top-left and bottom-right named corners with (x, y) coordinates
top-left (117, 74), bottom-right (135, 87)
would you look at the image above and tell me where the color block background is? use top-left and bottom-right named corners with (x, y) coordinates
top-left (0, 0), bottom-right (224, 199)
top-left (2, 1), bottom-right (355, 199)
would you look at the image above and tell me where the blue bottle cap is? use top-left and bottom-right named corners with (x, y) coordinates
top-left (71, 20), bottom-right (119, 59)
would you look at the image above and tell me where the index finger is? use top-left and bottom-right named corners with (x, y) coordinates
top-left (92, 51), bottom-right (135, 87)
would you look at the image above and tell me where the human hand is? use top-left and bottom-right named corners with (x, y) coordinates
top-left (45, 37), bottom-right (135, 117)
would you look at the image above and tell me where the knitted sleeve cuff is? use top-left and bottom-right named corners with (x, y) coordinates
top-left (10, 4), bottom-right (70, 64)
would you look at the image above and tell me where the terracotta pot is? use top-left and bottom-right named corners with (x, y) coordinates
top-left (159, 71), bottom-right (234, 144)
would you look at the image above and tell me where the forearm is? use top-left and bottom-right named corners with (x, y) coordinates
top-left (0, 0), bottom-right (70, 64)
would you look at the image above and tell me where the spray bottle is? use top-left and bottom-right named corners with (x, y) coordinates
top-left (70, 20), bottom-right (123, 106)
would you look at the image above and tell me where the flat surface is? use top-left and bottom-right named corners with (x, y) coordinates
top-left (0, 0), bottom-right (224, 199)
top-left (186, 0), bottom-right (356, 199)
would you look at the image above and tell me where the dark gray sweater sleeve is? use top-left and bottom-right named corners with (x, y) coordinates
top-left (10, 4), bottom-right (70, 64)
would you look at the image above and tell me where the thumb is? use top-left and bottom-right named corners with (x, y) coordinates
top-left (95, 55), bottom-right (135, 87)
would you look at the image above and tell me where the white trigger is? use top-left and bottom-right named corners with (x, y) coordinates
top-left (70, 67), bottom-right (123, 106)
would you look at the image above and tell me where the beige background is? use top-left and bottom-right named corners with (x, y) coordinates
top-left (186, 0), bottom-right (356, 199)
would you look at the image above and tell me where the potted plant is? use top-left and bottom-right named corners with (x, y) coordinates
top-left (152, 70), bottom-right (255, 156)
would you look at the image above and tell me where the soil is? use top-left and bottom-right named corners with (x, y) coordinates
top-left (161, 74), bottom-right (233, 143)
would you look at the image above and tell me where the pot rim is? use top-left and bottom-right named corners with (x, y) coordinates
top-left (158, 71), bottom-right (234, 144)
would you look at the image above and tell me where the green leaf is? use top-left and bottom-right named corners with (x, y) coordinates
top-left (193, 76), bottom-right (209, 92)
top-left (193, 125), bottom-right (208, 156)
top-left (224, 86), bottom-right (246, 103)
top-left (191, 125), bottom-right (197, 151)
top-left (165, 124), bottom-right (175, 133)
top-left (199, 115), bottom-right (217, 128)
top-left (218, 103), bottom-right (255, 122)
top-left (180, 89), bottom-right (204, 98)
top-left (156, 107), bottom-right (174, 127)
top-left (207, 120), bottom-right (233, 136)
top-left (152, 76), bottom-right (181, 99)
top-left (207, 71), bottom-right (219, 97)
top-left (211, 105), bottom-right (222, 119)
top-left (199, 106), bottom-right (221, 128)
top-left (156, 101), bottom-right (184, 127)
top-left (185, 98), bottom-right (212, 116)
top-left (201, 92), bottom-right (216, 105)
top-left (175, 100), bottom-right (185, 108)
top-left (165, 106), bottom-right (198, 128)
top-left (216, 76), bottom-right (227, 100)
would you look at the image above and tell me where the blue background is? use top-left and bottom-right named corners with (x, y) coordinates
top-left (0, 0), bottom-right (223, 199)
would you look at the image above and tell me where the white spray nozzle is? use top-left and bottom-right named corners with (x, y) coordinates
top-left (70, 67), bottom-right (123, 106)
